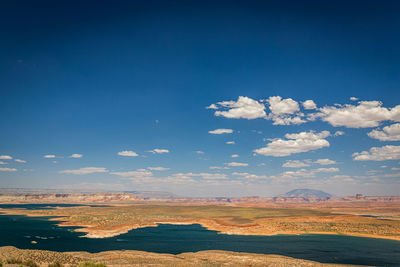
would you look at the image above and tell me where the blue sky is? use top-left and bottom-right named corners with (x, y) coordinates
top-left (1, 0), bottom-right (400, 197)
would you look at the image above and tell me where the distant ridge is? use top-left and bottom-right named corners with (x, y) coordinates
top-left (279, 189), bottom-right (332, 198)
top-left (124, 191), bottom-right (178, 199)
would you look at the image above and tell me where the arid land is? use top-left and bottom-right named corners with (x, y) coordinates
top-left (0, 246), bottom-right (368, 267)
top-left (0, 193), bottom-right (400, 240)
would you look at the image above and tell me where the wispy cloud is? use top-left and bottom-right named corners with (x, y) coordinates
top-left (148, 148), bottom-right (169, 154)
top-left (208, 129), bottom-right (233, 134)
top-left (0, 167), bottom-right (17, 172)
top-left (69, 154), bottom-right (83, 158)
top-left (59, 167), bottom-right (108, 175)
top-left (118, 150), bottom-right (139, 157)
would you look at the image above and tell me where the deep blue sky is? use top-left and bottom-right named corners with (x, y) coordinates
top-left (1, 0), bottom-right (399, 196)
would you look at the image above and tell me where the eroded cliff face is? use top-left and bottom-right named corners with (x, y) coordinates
top-left (0, 193), bottom-right (140, 203)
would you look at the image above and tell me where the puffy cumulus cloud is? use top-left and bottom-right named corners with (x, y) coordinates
top-left (59, 167), bottom-right (108, 175)
top-left (267, 115), bottom-right (306, 126)
top-left (266, 96), bottom-right (305, 125)
top-left (110, 169), bottom-right (153, 178)
top-left (225, 162), bottom-right (248, 167)
top-left (69, 154), bottom-right (83, 158)
top-left (282, 160), bottom-right (311, 168)
top-left (315, 158), bottom-right (337, 165)
top-left (267, 96), bottom-right (300, 115)
top-left (43, 155), bottom-right (56, 158)
top-left (302, 100), bottom-right (317, 110)
top-left (14, 159), bottom-right (26, 163)
top-left (353, 145), bottom-right (400, 161)
top-left (0, 155), bottom-right (12, 160)
top-left (148, 148), bottom-right (169, 154)
top-left (226, 141), bottom-right (235, 144)
top-left (368, 123), bottom-right (400, 141)
top-left (118, 150), bottom-right (139, 157)
top-left (208, 128), bottom-right (233, 134)
top-left (231, 154), bottom-right (239, 158)
top-left (0, 167), bottom-right (17, 172)
top-left (211, 96), bottom-right (267, 120)
top-left (147, 167), bottom-right (170, 171)
top-left (315, 101), bottom-right (400, 128)
top-left (254, 131), bottom-right (330, 157)
top-left (232, 172), bottom-right (267, 179)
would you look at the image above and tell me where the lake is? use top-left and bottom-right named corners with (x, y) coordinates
top-left (0, 205), bottom-right (399, 266)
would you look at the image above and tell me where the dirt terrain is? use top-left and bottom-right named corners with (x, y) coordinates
top-left (0, 246), bottom-right (366, 266)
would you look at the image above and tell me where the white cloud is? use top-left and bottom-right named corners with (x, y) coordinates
top-left (334, 131), bottom-right (345, 136)
top-left (226, 141), bottom-right (235, 144)
top-left (267, 96), bottom-right (300, 115)
top-left (282, 158), bottom-right (336, 168)
top-left (212, 96), bottom-right (267, 120)
top-left (0, 155), bottom-right (12, 160)
top-left (59, 167), bottom-right (108, 175)
top-left (209, 166), bottom-right (230, 170)
top-left (315, 101), bottom-right (400, 128)
top-left (266, 96), bottom-right (305, 125)
top-left (315, 158), bottom-right (337, 165)
top-left (195, 150), bottom-right (205, 154)
top-left (302, 100), bottom-right (317, 110)
top-left (0, 161), bottom-right (7, 165)
top-left (314, 167), bottom-right (339, 173)
top-left (353, 145), bottom-right (400, 161)
top-left (118, 150), bottom-right (139, 157)
top-left (368, 123), bottom-right (400, 141)
top-left (225, 162), bottom-right (248, 167)
top-left (350, 97), bottom-right (359, 101)
top-left (43, 155), bottom-right (56, 158)
top-left (209, 129), bottom-right (233, 134)
top-left (254, 130), bottom-right (330, 157)
top-left (171, 172), bottom-right (227, 180)
top-left (14, 159), bottom-right (26, 163)
top-left (232, 172), bottom-right (267, 179)
top-left (69, 154), bottom-right (83, 158)
top-left (206, 104), bottom-right (218, 110)
top-left (282, 160), bottom-right (311, 168)
top-left (231, 154), bottom-right (239, 158)
top-left (148, 149), bottom-right (169, 154)
top-left (110, 169), bottom-right (153, 178)
top-left (0, 167), bottom-right (17, 172)
top-left (147, 167), bottom-right (170, 171)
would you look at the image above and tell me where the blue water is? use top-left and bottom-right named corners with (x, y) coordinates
top-left (0, 205), bottom-right (399, 266)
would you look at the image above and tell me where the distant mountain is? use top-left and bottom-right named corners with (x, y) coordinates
top-left (124, 191), bottom-right (178, 199)
top-left (279, 189), bottom-right (332, 198)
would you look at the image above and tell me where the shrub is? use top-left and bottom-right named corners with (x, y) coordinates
top-left (48, 262), bottom-right (64, 267)
top-left (6, 258), bottom-right (23, 264)
top-left (24, 260), bottom-right (39, 267)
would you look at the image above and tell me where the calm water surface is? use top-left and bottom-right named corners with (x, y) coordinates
top-left (0, 204), bottom-right (399, 266)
